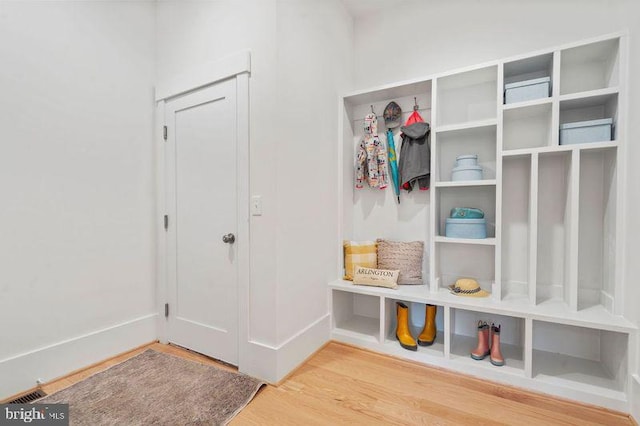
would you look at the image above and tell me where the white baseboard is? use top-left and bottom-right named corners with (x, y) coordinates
top-left (0, 314), bottom-right (158, 400)
top-left (276, 314), bottom-right (330, 381)
top-left (632, 374), bottom-right (640, 421)
top-left (239, 314), bottom-right (330, 383)
top-left (239, 340), bottom-right (278, 383)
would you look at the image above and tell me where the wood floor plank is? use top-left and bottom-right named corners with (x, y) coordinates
top-left (305, 343), bottom-right (630, 425)
top-left (8, 341), bottom-right (632, 425)
top-left (304, 348), bottom-right (596, 426)
top-left (282, 363), bottom-right (494, 425)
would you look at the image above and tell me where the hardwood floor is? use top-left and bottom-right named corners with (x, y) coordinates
top-left (10, 341), bottom-right (635, 425)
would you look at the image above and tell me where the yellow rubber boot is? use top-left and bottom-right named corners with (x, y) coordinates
top-left (396, 302), bottom-right (417, 351)
top-left (418, 304), bottom-right (437, 346)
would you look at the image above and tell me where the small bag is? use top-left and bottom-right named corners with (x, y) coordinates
top-left (353, 266), bottom-right (400, 289)
top-left (450, 207), bottom-right (484, 219)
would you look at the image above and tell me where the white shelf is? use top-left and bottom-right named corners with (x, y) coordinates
top-left (333, 315), bottom-right (379, 343)
top-left (329, 280), bottom-right (636, 333)
top-left (558, 86), bottom-right (619, 103)
top-left (437, 65), bottom-right (497, 126)
top-left (533, 350), bottom-right (626, 397)
top-left (435, 119), bottom-right (497, 133)
top-left (344, 79), bottom-right (432, 106)
top-left (434, 180), bottom-right (496, 188)
top-left (560, 89), bottom-right (618, 114)
top-left (383, 334), bottom-right (445, 359)
top-left (434, 236), bottom-right (497, 246)
top-left (503, 101), bottom-right (552, 151)
top-left (560, 38), bottom-right (619, 96)
top-left (502, 141), bottom-right (618, 157)
top-left (336, 33), bottom-right (629, 410)
top-left (330, 279), bottom-right (430, 300)
top-left (502, 97), bottom-right (552, 111)
top-left (436, 125), bottom-right (496, 181)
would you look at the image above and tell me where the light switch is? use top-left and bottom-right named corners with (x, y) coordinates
top-left (251, 195), bottom-right (262, 216)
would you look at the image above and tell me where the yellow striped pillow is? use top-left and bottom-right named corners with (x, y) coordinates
top-left (343, 241), bottom-right (377, 280)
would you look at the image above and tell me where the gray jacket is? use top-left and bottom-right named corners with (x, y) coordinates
top-left (399, 122), bottom-right (431, 191)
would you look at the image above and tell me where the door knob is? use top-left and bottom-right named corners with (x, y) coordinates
top-left (222, 233), bottom-right (235, 244)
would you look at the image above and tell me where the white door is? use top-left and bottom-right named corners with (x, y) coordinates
top-left (165, 78), bottom-right (238, 365)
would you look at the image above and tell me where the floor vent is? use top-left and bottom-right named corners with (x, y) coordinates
top-left (8, 389), bottom-right (46, 404)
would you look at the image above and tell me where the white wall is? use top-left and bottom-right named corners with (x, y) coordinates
top-left (353, 0), bottom-right (640, 416)
top-left (353, 1), bottom-right (638, 89)
top-left (0, 1), bottom-right (157, 398)
top-left (274, 0), bottom-right (352, 345)
top-left (156, 0), bottom-right (353, 381)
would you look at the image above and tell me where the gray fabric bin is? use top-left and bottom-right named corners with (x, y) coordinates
top-left (560, 118), bottom-right (613, 145)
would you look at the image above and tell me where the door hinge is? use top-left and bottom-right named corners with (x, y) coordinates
top-left (163, 125), bottom-right (168, 141)
top-left (163, 215), bottom-right (169, 231)
top-left (164, 303), bottom-right (169, 318)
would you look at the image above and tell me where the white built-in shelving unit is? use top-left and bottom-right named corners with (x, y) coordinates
top-left (331, 32), bottom-right (635, 411)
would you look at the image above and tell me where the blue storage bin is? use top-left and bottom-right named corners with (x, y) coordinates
top-left (451, 154), bottom-right (483, 181)
top-left (504, 77), bottom-right (551, 104)
top-left (445, 218), bottom-right (487, 239)
top-left (451, 165), bottom-right (483, 181)
top-left (455, 154), bottom-right (478, 167)
top-left (559, 118), bottom-right (613, 145)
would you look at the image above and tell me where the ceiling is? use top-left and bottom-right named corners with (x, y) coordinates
top-left (341, 0), bottom-right (414, 18)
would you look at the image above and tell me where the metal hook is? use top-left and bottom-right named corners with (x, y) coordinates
top-left (414, 97), bottom-right (419, 111)
top-left (370, 105), bottom-right (375, 114)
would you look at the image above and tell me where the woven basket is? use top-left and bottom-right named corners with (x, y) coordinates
top-left (376, 239), bottom-right (424, 285)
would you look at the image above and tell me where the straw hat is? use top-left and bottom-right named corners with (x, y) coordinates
top-left (449, 278), bottom-right (490, 297)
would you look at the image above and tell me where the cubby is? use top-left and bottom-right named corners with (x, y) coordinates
top-left (533, 321), bottom-right (628, 395)
top-left (578, 148), bottom-right (617, 312)
top-left (332, 290), bottom-right (380, 343)
top-left (449, 309), bottom-right (525, 375)
top-left (536, 152), bottom-right (572, 305)
top-left (435, 125), bottom-right (496, 182)
top-left (436, 244), bottom-right (495, 294)
top-left (436, 186), bottom-right (496, 238)
top-left (343, 80), bottom-right (433, 273)
top-left (504, 53), bottom-right (554, 104)
top-left (560, 38), bottom-right (619, 95)
top-left (559, 93), bottom-right (618, 143)
top-left (384, 299), bottom-right (445, 358)
top-left (503, 102), bottom-right (552, 151)
top-left (501, 155), bottom-right (532, 300)
top-left (332, 33), bottom-right (634, 411)
top-left (437, 66), bottom-right (497, 127)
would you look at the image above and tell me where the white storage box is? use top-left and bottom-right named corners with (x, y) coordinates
top-left (560, 118), bottom-right (613, 145)
top-left (504, 77), bottom-right (551, 104)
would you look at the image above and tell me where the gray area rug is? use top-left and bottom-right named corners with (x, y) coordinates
top-left (36, 349), bottom-right (264, 425)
